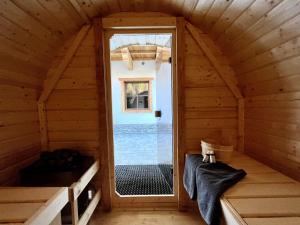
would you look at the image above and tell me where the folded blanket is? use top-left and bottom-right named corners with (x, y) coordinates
top-left (184, 154), bottom-right (246, 225)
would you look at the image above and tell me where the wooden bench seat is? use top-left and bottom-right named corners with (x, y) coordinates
top-left (225, 183), bottom-right (300, 198)
top-left (228, 197), bottom-right (300, 217)
top-left (221, 152), bottom-right (300, 225)
top-left (244, 217), bottom-right (300, 225)
top-left (0, 187), bottom-right (68, 225)
top-left (238, 172), bottom-right (295, 184)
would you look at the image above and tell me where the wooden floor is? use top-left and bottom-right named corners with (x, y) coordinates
top-left (90, 209), bottom-right (205, 225)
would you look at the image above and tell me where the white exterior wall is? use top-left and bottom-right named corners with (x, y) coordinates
top-left (156, 62), bottom-right (172, 125)
top-left (111, 60), bottom-right (157, 124)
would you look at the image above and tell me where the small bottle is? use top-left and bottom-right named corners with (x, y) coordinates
top-left (203, 154), bottom-right (209, 163)
top-left (209, 154), bottom-right (216, 163)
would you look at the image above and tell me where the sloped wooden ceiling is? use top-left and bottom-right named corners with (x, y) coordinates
top-left (0, 0), bottom-right (300, 182)
top-left (1, 0), bottom-right (299, 82)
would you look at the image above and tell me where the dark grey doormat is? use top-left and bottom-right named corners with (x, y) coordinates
top-left (115, 164), bottom-right (173, 195)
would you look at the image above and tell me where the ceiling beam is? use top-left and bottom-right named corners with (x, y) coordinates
top-left (102, 17), bottom-right (176, 28)
top-left (156, 46), bottom-right (163, 71)
top-left (121, 47), bottom-right (133, 70)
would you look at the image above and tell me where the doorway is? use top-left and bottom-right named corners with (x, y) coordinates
top-left (104, 30), bottom-right (177, 203)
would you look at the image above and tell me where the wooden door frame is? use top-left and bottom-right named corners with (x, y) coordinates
top-left (103, 18), bottom-right (180, 208)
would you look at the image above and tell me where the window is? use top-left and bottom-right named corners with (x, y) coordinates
top-left (120, 79), bottom-right (152, 112)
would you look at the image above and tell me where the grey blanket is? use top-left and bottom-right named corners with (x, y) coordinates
top-left (184, 154), bottom-right (246, 225)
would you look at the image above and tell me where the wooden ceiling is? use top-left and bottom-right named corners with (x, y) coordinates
top-left (1, 0), bottom-right (300, 90)
top-left (111, 45), bottom-right (171, 61)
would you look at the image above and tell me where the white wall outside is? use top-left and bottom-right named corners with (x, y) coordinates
top-left (156, 62), bottom-right (172, 125)
top-left (111, 60), bottom-right (157, 125)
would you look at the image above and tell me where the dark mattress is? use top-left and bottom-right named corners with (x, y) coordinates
top-left (20, 149), bottom-right (95, 187)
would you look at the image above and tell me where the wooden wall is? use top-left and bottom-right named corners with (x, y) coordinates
top-left (46, 29), bottom-right (99, 158)
top-left (0, 74), bottom-right (41, 185)
top-left (225, 1), bottom-right (300, 181)
top-left (0, 0), bottom-right (84, 185)
top-left (0, 30), bottom-right (44, 185)
top-left (183, 30), bottom-right (238, 151)
top-left (0, 0), bottom-right (298, 191)
top-left (178, 25), bottom-right (238, 207)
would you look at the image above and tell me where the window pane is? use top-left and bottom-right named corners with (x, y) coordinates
top-left (126, 96), bottom-right (137, 109)
top-left (125, 81), bottom-right (149, 110)
top-left (137, 96), bottom-right (148, 109)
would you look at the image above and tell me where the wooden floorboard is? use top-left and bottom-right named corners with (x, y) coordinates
top-left (90, 209), bottom-right (205, 225)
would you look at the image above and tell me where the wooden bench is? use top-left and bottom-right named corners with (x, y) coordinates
top-left (0, 160), bottom-right (100, 225)
top-left (185, 152), bottom-right (300, 225)
top-left (0, 187), bottom-right (68, 225)
top-left (220, 153), bottom-right (300, 225)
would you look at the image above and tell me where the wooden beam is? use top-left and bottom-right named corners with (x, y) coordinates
top-left (186, 22), bottom-right (243, 99)
top-left (121, 47), bottom-right (133, 70)
top-left (78, 191), bottom-right (101, 225)
top-left (238, 99), bottom-right (245, 152)
top-left (102, 17), bottom-right (177, 28)
top-left (93, 18), bottom-right (111, 211)
top-left (38, 25), bottom-right (91, 103)
top-left (70, 198), bottom-right (79, 225)
top-left (70, 161), bottom-right (99, 200)
top-left (176, 17), bottom-right (187, 211)
top-left (69, 160), bottom-right (100, 225)
top-left (38, 102), bottom-right (48, 150)
top-left (24, 188), bottom-right (69, 225)
top-left (155, 46), bottom-right (163, 71)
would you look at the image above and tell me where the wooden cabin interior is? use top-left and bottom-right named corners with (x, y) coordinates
top-left (0, 0), bottom-right (300, 225)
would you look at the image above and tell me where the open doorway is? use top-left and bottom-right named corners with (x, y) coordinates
top-left (108, 33), bottom-right (174, 196)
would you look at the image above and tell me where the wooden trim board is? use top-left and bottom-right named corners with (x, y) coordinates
top-left (238, 99), bottom-right (245, 152)
top-left (38, 102), bottom-right (48, 150)
top-left (102, 17), bottom-right (176, 29)
top-left (93, 17), bottom-right (112, 211)
top-left (176, 17), bottom-right (187, 211)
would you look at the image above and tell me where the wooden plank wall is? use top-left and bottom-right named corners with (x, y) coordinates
top-left (0, 0), bottom-right (85, 185)
top-left (227, 1), bottom-right (300, 181)
top-left (46, 29), bottom-right (99, 158)
top-left (0, 0), bottom-right (298, 186)
top-left (0, 20), bottom-right (47, 185)
top-left (45, 27), bottom-right (104, 196)
top-left (184, 30), bottom-right (238, 152)
top-left (179, 26), bottom-right (238, 208)
top-left (0, 72), bottom-right (41, 185)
